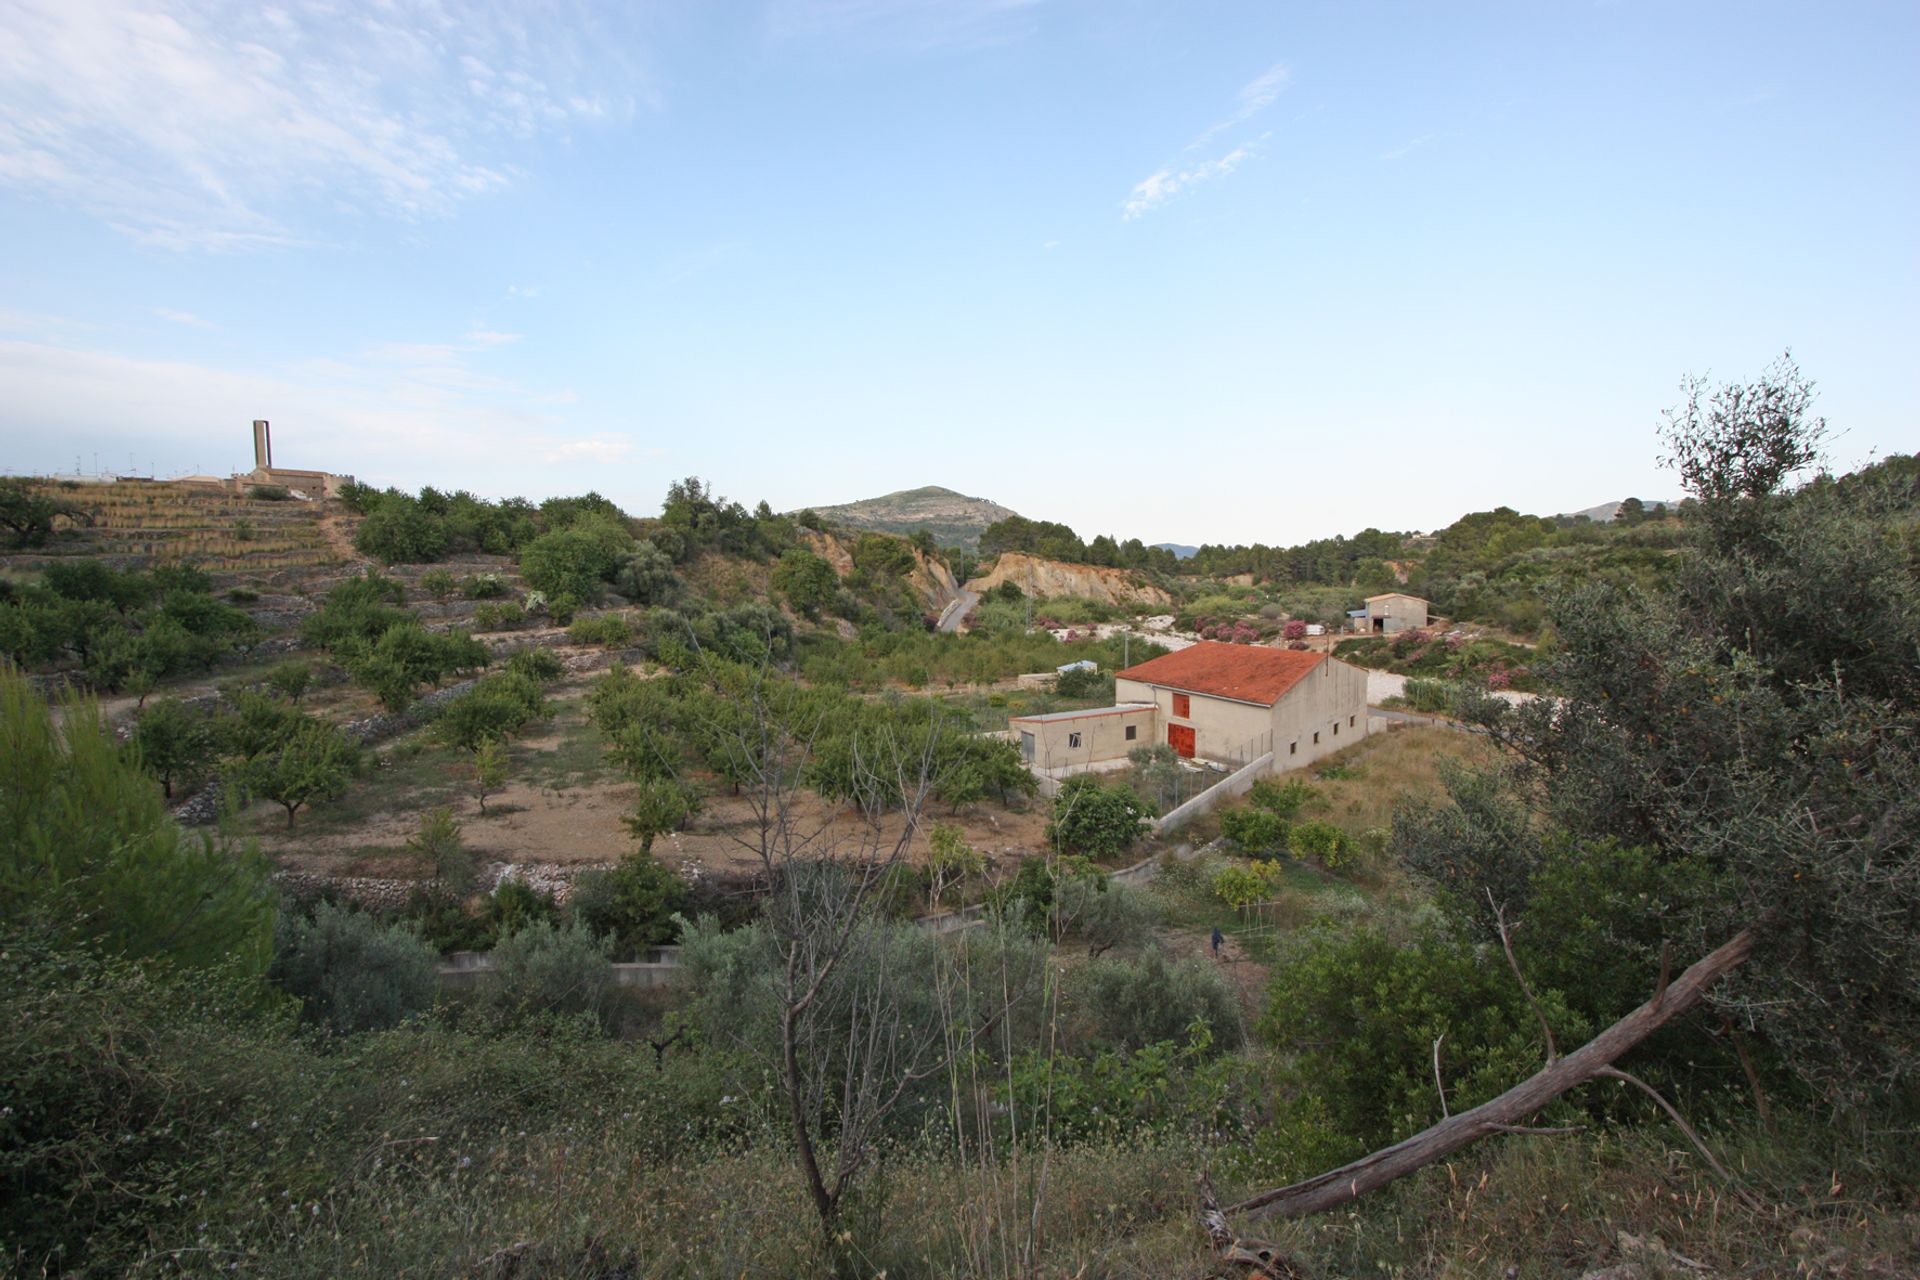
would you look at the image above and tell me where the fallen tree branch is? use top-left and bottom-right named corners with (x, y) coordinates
top-left (1221, 929), bottom-right (1754, 1222)
top-left (1490, 892), bottom-right (1556, 1063)
top-left (1597, 1065), bottom-right (1762, 1209)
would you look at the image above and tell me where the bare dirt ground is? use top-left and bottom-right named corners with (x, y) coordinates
top-left (254, 679), bottom-right (1057, 884)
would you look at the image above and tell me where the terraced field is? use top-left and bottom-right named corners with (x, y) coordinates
top-left (19, 479), bottom-right (348, 580)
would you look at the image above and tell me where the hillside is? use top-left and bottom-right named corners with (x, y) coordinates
top-left (964, 551), bottom-right (1171, 608)
top-left (1562, 497), bottom-right (1677, 523)
top-left (798, 485), bottom-right (1017, 548)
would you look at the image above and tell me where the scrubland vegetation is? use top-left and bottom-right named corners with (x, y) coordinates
top-left (4, 362), bottom-right (1919, 1276)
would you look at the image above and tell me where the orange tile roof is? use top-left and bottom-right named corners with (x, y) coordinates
top-left (1116, 642), bottom-right (1326, 706)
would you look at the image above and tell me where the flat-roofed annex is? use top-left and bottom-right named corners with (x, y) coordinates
top-left (1007, 702), bottom-right (1155, 725)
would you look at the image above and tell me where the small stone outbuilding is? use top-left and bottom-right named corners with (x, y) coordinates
top-left (1359, 592), bottom-right (1429, 634)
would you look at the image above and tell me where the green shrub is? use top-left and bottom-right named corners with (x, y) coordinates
top-left (772, 548), bottom-right (837, 615)
top-left (126, 696), bottom-right (217, 798)
top-left (473, 600), bottom-right (527, 630)
top-left (2, 671), bottom-right (273, 973)
top-left (1047, 775), bottom-right (1151, 859)
top-left (233, 717), bottom-right (360, 829)
top-left (346, 622), bottom-right (488, 711)
top-left (1075, 947), bottom-right (1242, 1051)
top-left (1246, 777), bottom-right (1312, 818)
top-left (270, 901), bottom-right (438, 1034)
top-left (518, 516), bottom-right (633, 603)
top-left (247, 483), bottom-right (292, 501)
top-left (265, 658), bottom-right (312, 703)
top-left (420, 569), bottom-right (457, 602)
top-left (408, 806), bottom-right (473, 894)
top-left (1401, 677), bottom-right (1460, 714)
top-left (1288, 818), bottom-right (1349, 867)
top-left (1219, 806), bottom-right (1289, 857)
top-left (613, 541), bottom-right (681, 605)
top-left (486, 921), bottom-right (613, 1022)
top-left (434, 671), bottom-right (550, 751)
top-left (461, 572), bottom-right (509, 599)
top-left (1212, 861), bottom-right (1279, 909)
top-left (227, 586), bottom-right (258, 602)
top-left (568, 613), bottom-right (633, 646)
top-left (298, 572), bottom-right (409, 654)
top-left (570, 852), bottom-right (688, 960)
top-left (219, 689), bottom-right (304, 759)
top-left (353, 501), bottom-right (448, 563)
top-left (506, 647), bottom-right (563, 681)
top-left (484, 878), bottom-right (559, 938)
top-left (622, 777), bottom-right (701, 852)
top-left (1053, 665), bottom-right (1113, 699)
top-left (1054, 877), bottom-right (1160, 953)
top-left (1260, 925), bottom-right (1548, 1147)
top-left (925, 821), bottom-right (987, 907)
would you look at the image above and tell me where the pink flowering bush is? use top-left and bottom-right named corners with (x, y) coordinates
top-left (1282, 619), bottom-right (1308, 642)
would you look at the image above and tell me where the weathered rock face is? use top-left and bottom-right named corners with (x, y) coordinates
top-left (964, 553), bottom-right (1172, 608)
top-left (798, 529), bottom-right (961, 613)
top-left (800, 529), bottom-right (855, 578)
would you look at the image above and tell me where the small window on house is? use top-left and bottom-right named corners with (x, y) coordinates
top-left (1333, 722), bottom-right (1339, 736)
top-left (1068, 732), bottom-right (1082, 749)
top-left (1125, 725), bottom-right (1137, 741)
top-left (1313, 731), bottom-right (1320, 744)
top-left (1289, 741), bottom-right (1297, 756)
top-left (1172, 693), bottom-right (1191, 718)
top-left (1349, 714), bottom-right (1356, 727)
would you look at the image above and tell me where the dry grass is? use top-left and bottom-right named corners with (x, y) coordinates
top-left (1301, 722), bottom-right (1498, 840)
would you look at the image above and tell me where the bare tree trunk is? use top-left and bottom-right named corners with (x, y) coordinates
top-left (783, 972), bottom-right (838, 1224)
top-left (1215, 930), bottom-right (1753, 1228)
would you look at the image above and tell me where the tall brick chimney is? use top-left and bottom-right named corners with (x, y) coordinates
top-left (252, 420), bottom-right (272, 469)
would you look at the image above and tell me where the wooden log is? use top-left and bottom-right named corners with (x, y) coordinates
top-left (1224, 929), bottom-right (1754, 1221)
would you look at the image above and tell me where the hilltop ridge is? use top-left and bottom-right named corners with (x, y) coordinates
top-left (796, 485), bottom-right (1017, 548)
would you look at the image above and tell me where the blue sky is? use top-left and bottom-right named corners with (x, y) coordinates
top-left (0, 1), bottom-right (1914, 546)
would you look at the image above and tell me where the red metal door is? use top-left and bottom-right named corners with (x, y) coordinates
top-left (1168, 724), bottom-right (1196, 758)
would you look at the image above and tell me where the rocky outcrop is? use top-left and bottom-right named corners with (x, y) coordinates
top-left (964, 553), bottom-right (1172, 608)
top-left (798, 529), bottom-right (961, 613)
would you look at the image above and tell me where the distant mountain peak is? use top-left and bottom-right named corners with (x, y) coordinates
top-left (1563, 498), bottom-right (1677, 524)
top-left (796, 486), bottom-right (1020, 549)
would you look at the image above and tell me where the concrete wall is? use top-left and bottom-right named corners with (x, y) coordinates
top-left (436, 947), bottom-right (683, 991)
top-left (1155, 751), bottom-right (1275, 834)
top-left (1011, 704), bottom-right (1157, 771)
top-left (1271, 657), bottom-right (1370, 770)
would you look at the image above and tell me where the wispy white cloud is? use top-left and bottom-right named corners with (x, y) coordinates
top-left (1122, 136), bottom-right (1265, 221)
top-left (1381, 133), bottom-right (1434, 162)
top-left (1188, 62), bottom-right (1291, 150)
top-left (541, 437), bottom-right (632, 465)
top-left (1122, 60), bottom-right (1288, 220)
top-left (465, 328), bottom-right (522, 347)
top-left (764, 0), bottom-right (1045, 52)
top-left (153, 308), bottom-right (215, 329)
top-left (0, 0), bottom-right (647, 252)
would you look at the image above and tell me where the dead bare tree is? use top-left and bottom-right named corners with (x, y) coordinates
top-left (693, 655), bottom-right (1039, 1230)
top-left (1199, 928), bottom-right (1756, 1277)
